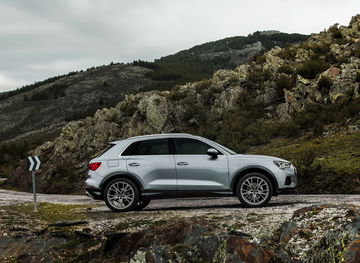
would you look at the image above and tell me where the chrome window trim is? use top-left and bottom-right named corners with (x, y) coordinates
top-left (118, 136), bottom-right (229, 157)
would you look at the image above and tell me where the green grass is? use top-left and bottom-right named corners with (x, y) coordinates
top-left (249, 130), bottom-right (360, 174)
top-left (0, 202), bottom-right (91, 228)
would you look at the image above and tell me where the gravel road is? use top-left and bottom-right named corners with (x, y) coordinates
top-left (1, 189), bottom-right (360, 211)
top-left (2, 189), bottom-right (360, 239)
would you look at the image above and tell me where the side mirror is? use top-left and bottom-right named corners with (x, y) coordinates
top-left (207, 148), bottom-right (218, 158)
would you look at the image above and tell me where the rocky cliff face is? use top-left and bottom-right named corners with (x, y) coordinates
top-left (7, 15), bottom-right (360, 193)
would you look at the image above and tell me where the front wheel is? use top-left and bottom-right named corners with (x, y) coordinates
top-left (237, 173), bottom-right (273, 207)
top-left (104, 178), bottom-right (140, 212)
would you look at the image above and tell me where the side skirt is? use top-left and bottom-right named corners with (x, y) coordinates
top-left (141, 190), bottom-right (232, 200)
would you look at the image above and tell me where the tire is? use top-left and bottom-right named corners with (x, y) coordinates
top-left (236, 172), bottom-right (273, 208)
top-left (135, 200), bottom-right (151, 210)
top-left (104, 178), bottom-right (140, 212)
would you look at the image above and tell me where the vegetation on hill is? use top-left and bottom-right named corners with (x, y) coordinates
top-left (0, 71), bottom-right (78, 101)
top-left (133, 31), bottom-right (308, 91)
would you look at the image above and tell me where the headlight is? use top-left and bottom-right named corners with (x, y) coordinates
top-left (273, 161), bottom-right (291, 170)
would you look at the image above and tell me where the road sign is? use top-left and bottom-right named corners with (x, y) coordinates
top-left (27, 156), bottom-right (41, 171)
top-left (27, 156), bottom-right (41, 212)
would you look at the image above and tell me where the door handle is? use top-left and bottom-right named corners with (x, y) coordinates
top-left (128, 162), bottom-right (140, 167)
top-left (177, 162), bottom-right (189, 166)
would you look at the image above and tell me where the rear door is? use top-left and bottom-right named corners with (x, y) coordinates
top-left (172, 138), bottom-right (229, 191)
top-left (124, 138), bottom-right (177, 191)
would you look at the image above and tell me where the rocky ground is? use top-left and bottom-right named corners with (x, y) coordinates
top-left (0, 191), bottom-right (360, 262)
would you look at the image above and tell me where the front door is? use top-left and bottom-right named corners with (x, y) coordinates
top-left (172, 138), bottom-right (229, 192)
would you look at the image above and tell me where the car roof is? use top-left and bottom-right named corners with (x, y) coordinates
top-left (110, 133), bottom-right (196, 144)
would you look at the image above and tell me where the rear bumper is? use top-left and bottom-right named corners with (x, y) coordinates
top-left (85, 187), bottom-right (103, 200)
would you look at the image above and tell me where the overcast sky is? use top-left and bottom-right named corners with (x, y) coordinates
top-left (0, 0), bottom-right (359, 92)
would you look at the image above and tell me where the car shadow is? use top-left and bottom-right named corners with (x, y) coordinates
top-left (141, 201), bottom-right (303, 212)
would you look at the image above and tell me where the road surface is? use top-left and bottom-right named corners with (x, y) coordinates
top-left (1, 189), bottom-right (360, 211)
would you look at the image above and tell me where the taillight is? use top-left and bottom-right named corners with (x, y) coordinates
top-left (88, 162), bottom-right (102, 171)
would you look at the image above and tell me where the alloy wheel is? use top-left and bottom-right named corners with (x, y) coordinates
top-left (107, 181), bottom-right (135, 209)
top-left (240, 176), bottom-right (270, 205)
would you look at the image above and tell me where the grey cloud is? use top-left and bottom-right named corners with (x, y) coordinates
top-left (0, 0), bottom-right (359, 92)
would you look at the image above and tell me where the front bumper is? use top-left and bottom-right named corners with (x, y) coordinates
top-left (85, 186), bottom-right (103, 200)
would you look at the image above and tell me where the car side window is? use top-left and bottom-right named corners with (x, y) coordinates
top-left (173, 138), bottom-right (222, 155)
top-left (122, 139), bottom-right (170, 155)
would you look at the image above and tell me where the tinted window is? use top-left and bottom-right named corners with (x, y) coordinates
top-left (174, 138), bottom-right (218, 155)
top-left (122, 139), bottom-right (169, 155)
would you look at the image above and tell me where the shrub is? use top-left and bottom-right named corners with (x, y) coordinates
top-left (246, 68), bottom-right (271, 86)
top-left (356, 71), bottom-right (360, 82)
top-left (350, 47), bottom-right (360, 58)
top-left (279, 47), bottom-right (297, 60)
top-left (310, 43), bottom-right (331, 55)
top-left (277, 65), bottom-right (294, 74)
top-left (253, 54), bottom-right (266, 64)
top-left (328, 25), bottom-right (343, 39)
top-left (195, 79), bottom-right (212, 93)
top-left (168, 86), bottom-right (187, 101)
top-left (132, 60), bottom-right (159, 70)
top-left (274, 74), bottom-right (294, 100)
top-left (296, 59), bottom-right (329, 79)
top-left (325, 52), bottom-right (337, 64)
top-left (294, 147), bottom-right (317, 169)
top-left (317, 76), bottom-right (333, 94)
top-left (29, 83), bottom-right (67, 101)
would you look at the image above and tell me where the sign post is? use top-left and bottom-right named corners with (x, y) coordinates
top-left (26, 156), bottom-right (41, 212)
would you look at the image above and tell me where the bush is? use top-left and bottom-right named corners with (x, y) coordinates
top-left (317, 76), bottom-right (333, 94)
top-left (296, 59), bottom-right (329, 79)
top-left (310, 43), bottom-right (331, 55)
top-left (29, 83), bottom-right (68, 101)
top-left (279, 47), bottom-right (297, 60)
top-left (328, 25), bottom-right (343, 39)
top-left (132, 60), bottom-right (159, 70)
top-left (356, 71), bottom-right (360, 82)
top-left (275, 74), bottom-right (295, 100)
top-left (246, 68), bottom-right (271, 86)
top-left (350, 47), bottom-right (360, 58)
top-left (195, 79), bottom-right (212, 93)
top-left (294, 147), bottom-right (317, 169)
top-left (277, 65), bottom-right (294, 74)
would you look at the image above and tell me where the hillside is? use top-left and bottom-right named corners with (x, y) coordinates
top-left (134, 31), bottom-right (308, 91)
top-left (4, 15), bottom-right (359, 194)
top-left (0, 64), bottom-right (155, 142)
top-left (0, 31), bottom-right (307, 145)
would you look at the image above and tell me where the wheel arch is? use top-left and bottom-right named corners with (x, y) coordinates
top-left (231, 166), bottom-right (279, 196)
top-left (100, 172), bottom-right (144, 198)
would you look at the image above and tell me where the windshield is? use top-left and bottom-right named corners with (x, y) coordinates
top-left (212, 141), bottom-right (237, 155)
top-left (200, 137), bottom-right (237, 155)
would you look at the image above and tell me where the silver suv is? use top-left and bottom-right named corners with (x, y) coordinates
top-left (85, 134), bottom-right (297, 212)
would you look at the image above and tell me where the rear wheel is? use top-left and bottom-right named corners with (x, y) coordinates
top-left (135, 200), bottom-right (151, 210)
top-left (104, 178), bottom-right (140, 212)
top-left (237, 173), bottom-right (273, 207)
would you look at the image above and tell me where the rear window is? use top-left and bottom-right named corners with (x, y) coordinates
top-left (122, 139), bottom-right (170, 155)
